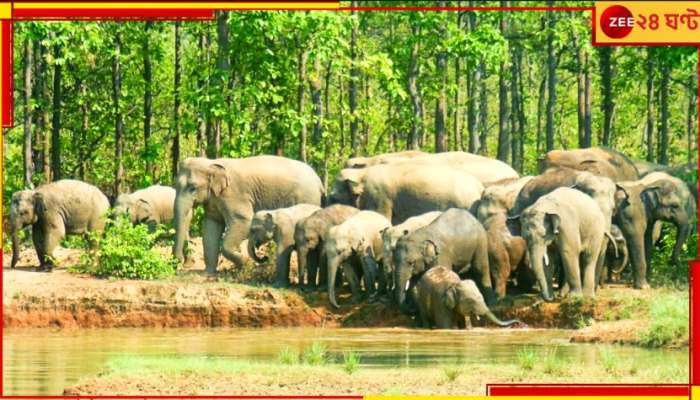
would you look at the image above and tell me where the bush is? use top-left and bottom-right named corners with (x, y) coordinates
top-left (302, 341), bottom-right (328, 366)
top-left (342, 351), bottom-right (360, 375)
top-left (277, 347), bottom-right (300, 365)
top-left (441, 364), bottom-right (462, 382)
top-left (638, 292), bottom-right (688, 347)
top-left (71, 215), bottom-right (177, 280)
top-left (516, 347), bottom-right (536, 371)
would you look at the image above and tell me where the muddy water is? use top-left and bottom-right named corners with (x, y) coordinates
top-left (3, 328), bottom-right (688, 395)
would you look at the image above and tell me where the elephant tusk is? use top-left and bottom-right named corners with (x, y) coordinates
top-left (405, 280), bottom-right (411, 291)
top-left (543, 252), bottom-right (549, 266)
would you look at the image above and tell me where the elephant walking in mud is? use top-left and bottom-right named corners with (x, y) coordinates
top-left (10, 180), bottom-right (110, 271)
top-left (247, 204), bottom-right (321, 287)
top-left (172, 156), bottom-right (324, 275)
top-left (415, 266), bottom-right (520, 329)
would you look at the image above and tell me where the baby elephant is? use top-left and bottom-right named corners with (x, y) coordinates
top-left (415, 266), bottom-right (520, 329)
top-left (113, 185), bottom-right (176, 227)
top-left (248, 204), bottom-right (321, 287)
top-left (10, 179), bottom-right (110, 271)
top-left (325, 210), bottom-right (391, 308)
top-left (603, 224), bottom-right (629, 284)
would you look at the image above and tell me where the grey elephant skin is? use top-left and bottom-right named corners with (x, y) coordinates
top-left (539, 146), bottom-right (639, 182)
top-left (415, 266), bottom-right (519, 329)
top-left (473, 176), bottom-right (534, 221)
top-left (324, 210), bottom-right (390, 308)
top-left (482, 212), bottom-right (529, 300)
top-left (294, 204), bottom-right (360, 291)
top-left (114, 185), bottom-right (177, 226)
top-left (172, 156), bottom-right (324, 275)
top-left (330, 161), bottom-right (483, 224)
top-left (614, 171), bottom-right (695, 289)
top-left (247, 204), bottom-right (321, 287)
top-left (379, 211), bottom-right (442, 293)
top-left (521, 188), bottom-right (607, 300)
top-left (393, 208), bottom-right (496, 313)
top-left (345, 150), bottom-right (426, 169)
top-left (603, 224), bottom-right (629, 283)
top-left (10, 179), bottom-right (110, 271)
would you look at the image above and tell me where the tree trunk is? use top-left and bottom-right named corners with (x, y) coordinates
top-left (22, 37), bottom-right (34, 188)
top-left (510, 44), bottom-right (524, 172)
top-left (143, 21), bottom-right (153, 179)
top-left (536, 73), bottom-right (546, 153)
top-left (575, 32), bottom-right (586, 148)
top-left (467, 0), bottom-right (479, 153)
top-left (172, 21), bottom-right (182, 180)
top-left (454, 53), bottom-right (462, 151)
top-left (349, 1), bottom-right (359, 155)
top-left (583, 51), bottom-right (592, 148)
top-left (310, 55), bottom-right (323, 147)
top-left (478, 62), bottom-right (489, 155)
top-left (600, 46), bottom-right (614, 147)
top-left (210, 11), bottom-right (228, 158)
top-left (407, 23), bottom-right (422, 150)
top-left (545, 4), bottom-right (557, 152)
top-left (31, 41), bottom-right (43, 181)
top-left (658, 63), bottom-right (670, 164)
top-left (645, 49), bottom-right (655, 162)
top-left (297, 36), bottom-right (309, 162)
top-left (322, 58), bottom-right (332, 188)
top-left (688, 72), bottom-right (697, 164)
top-left (435, 0), bottom-right (448, 153)
top-left (497, 1), bottom-right (510, 162)
top-left (51, 41), bottom-right (62, 181)
top-left (39, 42), bottom-right (50, 183)
top-left (112, 30), bottom-right (124, 195)
top-left (79, 83), bottom-right (88, 180)
top-left (196, 33), bottom-right (207, 157)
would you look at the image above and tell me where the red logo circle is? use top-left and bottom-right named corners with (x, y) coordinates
top-left (600, 5), bottom-right (634, 39)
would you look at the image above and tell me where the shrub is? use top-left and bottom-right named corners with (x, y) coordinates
top-left (442, 364), bottom-right (462, 382)
top-left (516, 347), bottom-right (536, 371)
top-left (542, 348), bottom-right (565, 375)
top-left (278, 347), bottom-right (300, 365)
top-left (342, 351), bottom-right (360, 375)
top-left (598, 348), bottom-right (620, 375)
top-left (638, 292), bottom-right (688, 347)
top-left (302, 341), bottom-right (328, 366)
top-left (71, 215), bottom-right (177, 280)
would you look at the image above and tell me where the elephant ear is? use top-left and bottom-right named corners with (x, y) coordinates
top-left (263, 212), bottom-right (275, 230)
top-left (346, 178), bottom-right (363, 197)
top-left (579, 159), bottom-right (602, 175)
top-left (208, 163), bottom-right (230, 196)
top-left (135, 199), bottom-right (154, 222)
top-left (444, 286), bottom-right (457, 310)
top-left (641, 185), bottom-right (662, 209)
top-left (544, 212), bottom-right (561, 240)
top-left (33, 192), bottom-right (46, 217)
top-left (422, 240), bottom-right (439, 264)
top-left (614, 184), bottom-right (631, 210)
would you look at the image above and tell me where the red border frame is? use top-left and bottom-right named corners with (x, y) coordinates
top-left (0, 1), bottom-right (698, 398)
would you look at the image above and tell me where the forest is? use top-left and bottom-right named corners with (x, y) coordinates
top-left (3, 1), bottom-right (698, 205)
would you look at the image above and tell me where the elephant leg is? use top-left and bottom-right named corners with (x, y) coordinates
top-left (644, 227), bottom-right (654, 278)
top-left (361, 255), bottom-right (378, 299)
top-left (434, 310), bottom-right (453, 329)
top-left (582, 249), bottom-right (600, 297)
top-left (343, 262), bottom-right (363, 303)
top-left (34, 223), bottom-right (64, 272)
top-left (220, 218), bottom-right (250, 269)
top-left (376, 262), bottom-right (388, 295)
top-left (273, 246), bottom-right (294, 288)
top-left (595, 236), bottom-right (609, 289)
top-left (32, 225), bottom-right (46, 270)
top-left (202, 217), bottom-right (225, 276)
top-left (316, 247), bottom-right (329, 291)
top-left (561, 247), bottom-right (582, 297)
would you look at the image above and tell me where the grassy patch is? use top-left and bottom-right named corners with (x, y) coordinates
top-left (637, 292), bottom-right (688, 347)
top-left (342, 351), bottom-right (360, 375)
top-left (277, 347), bottom-right (300, 365)
top-left (302, 341), bottom-right (328, 365)
top-left (441, 364), bottom-right (462, 382)
top-left (598, 348), bottom-right (621, 375)
top-left (516, 347), bottom-right (536, 371)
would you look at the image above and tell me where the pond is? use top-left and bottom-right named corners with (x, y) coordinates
top-left (3, 327), bottom-right (688, 395)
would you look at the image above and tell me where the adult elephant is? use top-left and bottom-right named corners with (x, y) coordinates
top-left (10, 180), bottom-right (110, 271)
top-left (345, 150), bottom-right (426, 169)
top-left (614, 171), bottom-right (696, 289)
top-left (330, 161), bottom-right (484, 224)
top-left (539, 146), bottom-right (639, 182)
top-left (172, 156), bottom-right (324, 275)
top-left (114, 185), bottom-right (177, 227)
top-left (473, 176), bottom-right (534, 221)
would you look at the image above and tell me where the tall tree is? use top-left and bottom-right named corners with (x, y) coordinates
top-left (407, 20), bottom-right (423, 150)
top-left (142, 21), bottom-right (154, 179)
top-left (645, 49), bottom-right (655, 162)
top-left (297, 34), bottom-right (310, 162)
top-left (310, 54), bottom-right (323, 146)
top-left (496, 1), bottom-right (510, 162)
top-left (545, 4), bottom-right (557, 152)
top-left (466, 2), bottom-right (479, 153)
top-left (434, 0), bottom-right (448, 153)
top-left (172, 21), bottom-right (181, 181)
top-left (599, 46), bottom-right (614, 147)
top-left (349, 1), bottom-right (359, 155)
top-left (687, 71), bottom-right (697, 164)
top-left (658, 62), bottom-right (670, 164)
top-left (211, 11), bottom-right (229, 158)
top-left (23, 37), bottom-right (34, 188)
top-left (478, 62), bottom-right (488, 155)
top-left (51, 38), bottom-right (62, 181)
top-left (112, 29), bottom-right (124, 195)
top-left (39, 41), bottom-right (50, 183)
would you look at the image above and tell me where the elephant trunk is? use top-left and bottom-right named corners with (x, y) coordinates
top-left (296, 246), bottom-right (309, 287)
top-left (172, 192), bottom-right (194, 262)
top-left (10, 219), bottom-right (21, 269)
top-left (327, 255), bottom-right (341, 309)
top-left (395, 266), bottom-right (413, 315)
top-left (247, 238), bottom-right (268, 264)
top-left (484, 309), bottom-right (520, 328)
top-left (671, 222), bottom-right (690, 265)
top-left (529, 245), bottom-right (553, 302)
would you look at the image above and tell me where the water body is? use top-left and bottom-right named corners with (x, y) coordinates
top-left (3, 327), bottom-right (688, 395)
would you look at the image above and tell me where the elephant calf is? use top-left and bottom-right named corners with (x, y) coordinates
top-left (247, 204), bottom-right (321, 287)
top-left (294, 204), bottom-right (360, 291)
top-left (325, 210), bottom-right (391, 308)
top-left (415, 266), bottom-right (520, 329)
top-left (113, 185), bottom-right (176, 227)
top-left (10, 179), bottom-right (110, 271)
top-left (603, 224), bottom-right (629, 283)
top-left (482, 212), bottom-right (529, 300)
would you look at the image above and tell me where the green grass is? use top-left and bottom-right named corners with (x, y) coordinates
top-left (277, 347), bottom-right (300, 365)
top-left (598, 348), bottom-right (621, 375)
top-left (441, 364), bottom-right (462, 382)
top-left (302, 341), bottom-right (328, 365)
top-left (342, 351), bottom-right (360, 375)
top-left (516, 347), bottom-right (536, 371)
top-left (541, 348), bottom-right (566, 375)
top-left (637, 292), bottom-right (689, 347)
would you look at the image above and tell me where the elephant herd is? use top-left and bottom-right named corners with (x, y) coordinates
top-left (8, 147), bottom-right (696, 330)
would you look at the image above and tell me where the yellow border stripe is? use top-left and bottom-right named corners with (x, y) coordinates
top-left (14, 2), bottom-right (339, 9)
top-left (365, 397), bottom-right (688, 400)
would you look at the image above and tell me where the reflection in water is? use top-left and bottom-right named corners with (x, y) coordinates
top-left (3, 327), bottom-right (688, 395)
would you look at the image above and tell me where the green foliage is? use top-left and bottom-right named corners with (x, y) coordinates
top-left (71, 215), bottom-right (177, 280)
top-left (598, 348), bottom-right (621, 375)
top-left (342, 351), bottom-right (360, 375)
top-left (301, 341), bottom-right (328, 366)
top-left (277, 347), bottom-right (300, 365)
top-left (516, 347), bottom-right (536, 371)
top-left (638, 292), bottom-right (689, 348)
top-left (441, 364), bottom-right (462, 382)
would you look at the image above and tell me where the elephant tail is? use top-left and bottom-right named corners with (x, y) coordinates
top-left (485, 310), bottom-right (520, 328)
